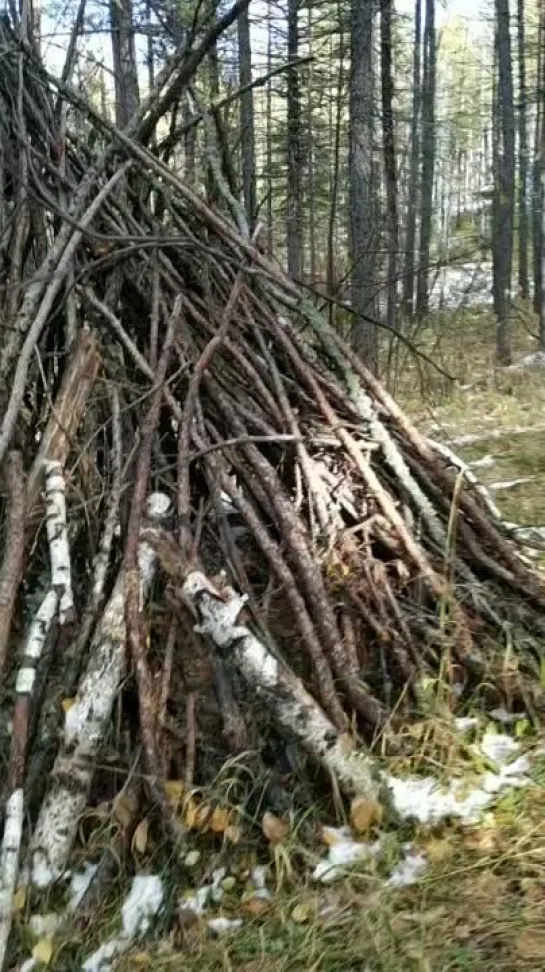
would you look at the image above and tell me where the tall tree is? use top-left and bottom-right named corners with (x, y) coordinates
top-left (380, 0), bottom-right (399, 330)
top-left (516, 0), bottom-right (529, 300)
top-left (237, 4), bottom-right (256, 228)
top-left (532, 22), bottom-right (542, 318)
top-left (416, 0), bottom-right (436, 316)
top-left (286, 0), bottom-right (303, 279)
top-left (349, 0), bottom-right (377, 369)
top-left (109, 0), bottom-right (139, 128)
top-left (538, 0), bottom-right (545, 347)
top-left (493, 0), bottom-right (515, 364)
top-left (327, 11), bottom-right (345, 325)
top-left (402, 0), bottom-right (421, 319)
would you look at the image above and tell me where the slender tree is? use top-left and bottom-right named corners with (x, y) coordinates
top-left (327, 9), bottom-right (345, 326)
top-left (109, 0), bottom-right (139, 128)
top-left (416, 0), bottom-right (436, 316)
top-left (287, 0), bottom-right (303, 279)
top-left (238, 4), bottom-right (256, 227)
top-left (539, 0), bottom-right (545, 347)
top-left (380, 0), bottom-right (399, 330)
top-left (402, 0), bottom-right (422, 319)
top-left (493, 0), bottom-right (515, 364)
top-left (517, 0), bottom-right (529, 300)
top-left (349, 0), bottom-right (377, 369)
top-left (533, 3), bottom-right (543, 317)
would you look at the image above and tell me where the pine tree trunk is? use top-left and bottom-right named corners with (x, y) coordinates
top-left (266, 0), bottom-right (273, 257)
top-left (287, 0), bottom-right (303, 280)
top-left (327, 24), bottom-right (344, 329)
top-left (403, 0), bottom-right (421, 319)
top-left (109, 0), bottom-right (139, 128)
top-left (349, 0), bottom-right (377, 370)
top-left (539, 0), bottom-right (545, 348)
top-left (517, 0), bottom-right (529, 300)
top-left (533, 6), bottom-right (543, 316)
top-left (307, 4), bottom-right (316, 284)
top-left (237, 4), bottom-right (256, 228)
top-left (380, 0), bottom-right (398, 331)
top-left (493, 0), bottom-right (515, 365)
top-left (416, 0), bottom-right (435, 317)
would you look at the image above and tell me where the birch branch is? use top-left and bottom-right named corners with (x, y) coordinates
top-left (181, 570), bottom-right (381, 800)
top-left (0, 791), bottom-right (24, 971)
top-left (27, 492), bottom-right (171, 889)
top-left (44, 461), bottom-right (74, 626)
top-left (0, 590), bottom-right (58, 970)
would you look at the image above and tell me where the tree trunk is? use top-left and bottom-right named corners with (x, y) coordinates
top-left (517, 0), bottom-right (529, 300)
top-left (266, 0), bottom-right (274, 257)
top-left (327, 19), bottom-right (344, 329)
top-left (349, 0), bottom-right (377, 370)
top-left (237, 4), bottom-right (256, 229)
top-left (380, 0), bottom-right (398, 331)
top-left (416, 0), bottom-right (435, 317)
top-left (493, 0), bottom-right (515, 364)
top-left (287, 0), bottom-right (303, 280)
top-left (539, 0), bottom-right (545, 347)
top-left (109, 0), bottom-right (139, 128)
top-left (402, 0), bottom-right (421, 319)
top-left (307, 3), bottom-right (316, 284)
top-left (533, 4), bottom-right (543, 316)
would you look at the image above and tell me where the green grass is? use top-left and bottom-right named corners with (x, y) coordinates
top-left (111, 751), bottom-right (545, 972)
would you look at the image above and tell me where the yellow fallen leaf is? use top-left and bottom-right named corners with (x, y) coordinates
top-left (183, 797), bottom-right (199, 829)
top-left (61, 697), bottom-right (75, 713)
top-left (225, 824), bottom-right (241, 844)
top-left (425, 839), bottom-right (453, 864)
top-left (243, 897), bottom-right (270, 916)
top-left (164, 780), bottom-right (185, 805)
top-left (349, 796), bottom-right (383, 833)
top-left (32, 938), bottom-right (54, 965)
top-left (131, 951), bottom-right (152, 965)
top-left (132, 818), bottom-right (149, 855)
top-left (261, 812), bottom-right (289, 844)
top-left (291, 903), bottom-right (311, 924)
top-left (210, 805), bottom-right (232, 834)
top-left (12, 887), bottom-right (26, 911)
top-left (113, 792), bottom-right (137, 830)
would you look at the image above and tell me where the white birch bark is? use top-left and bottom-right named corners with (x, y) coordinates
top-left (44, 461), bottom-right (74, 625)
top-left (15, 588), bottom-right (59, 697)
top-left (0, 790), bottom-right (24, 970)
top-left (27, 493), bottom-right (170, 889)
top-left (182, 571), bottom-right (380, 799)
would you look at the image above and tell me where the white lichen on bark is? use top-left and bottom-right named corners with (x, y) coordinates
top-left (183, 571), bottom-right (380, 799)
top-left (44, 460), bottom-right (74, 625)
top-left (27, 494), bottom-right (170, 889)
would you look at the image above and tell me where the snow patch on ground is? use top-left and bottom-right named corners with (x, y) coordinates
top-left (180, 868), bottom-right (227, 916)
top-left (312, 827), bottom-right (382, 884)
top-left (312, 830), bottom-right (428, 888)
top-left (82, 875), bottom-right (163, 971)
top-left (68, 862), bottom-right (98, 911)
top-left (387, 732), bottom-right (532, 825)
top-left (386, 848), bottom-right (428, 888)
top-left (207, 917), bottom-right (243, 935)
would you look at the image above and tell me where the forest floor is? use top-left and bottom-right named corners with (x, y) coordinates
top-left (19, 306), bottom-right (545, 972)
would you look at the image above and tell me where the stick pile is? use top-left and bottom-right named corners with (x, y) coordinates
top-left (0, 10), bottom-right (544, 962)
